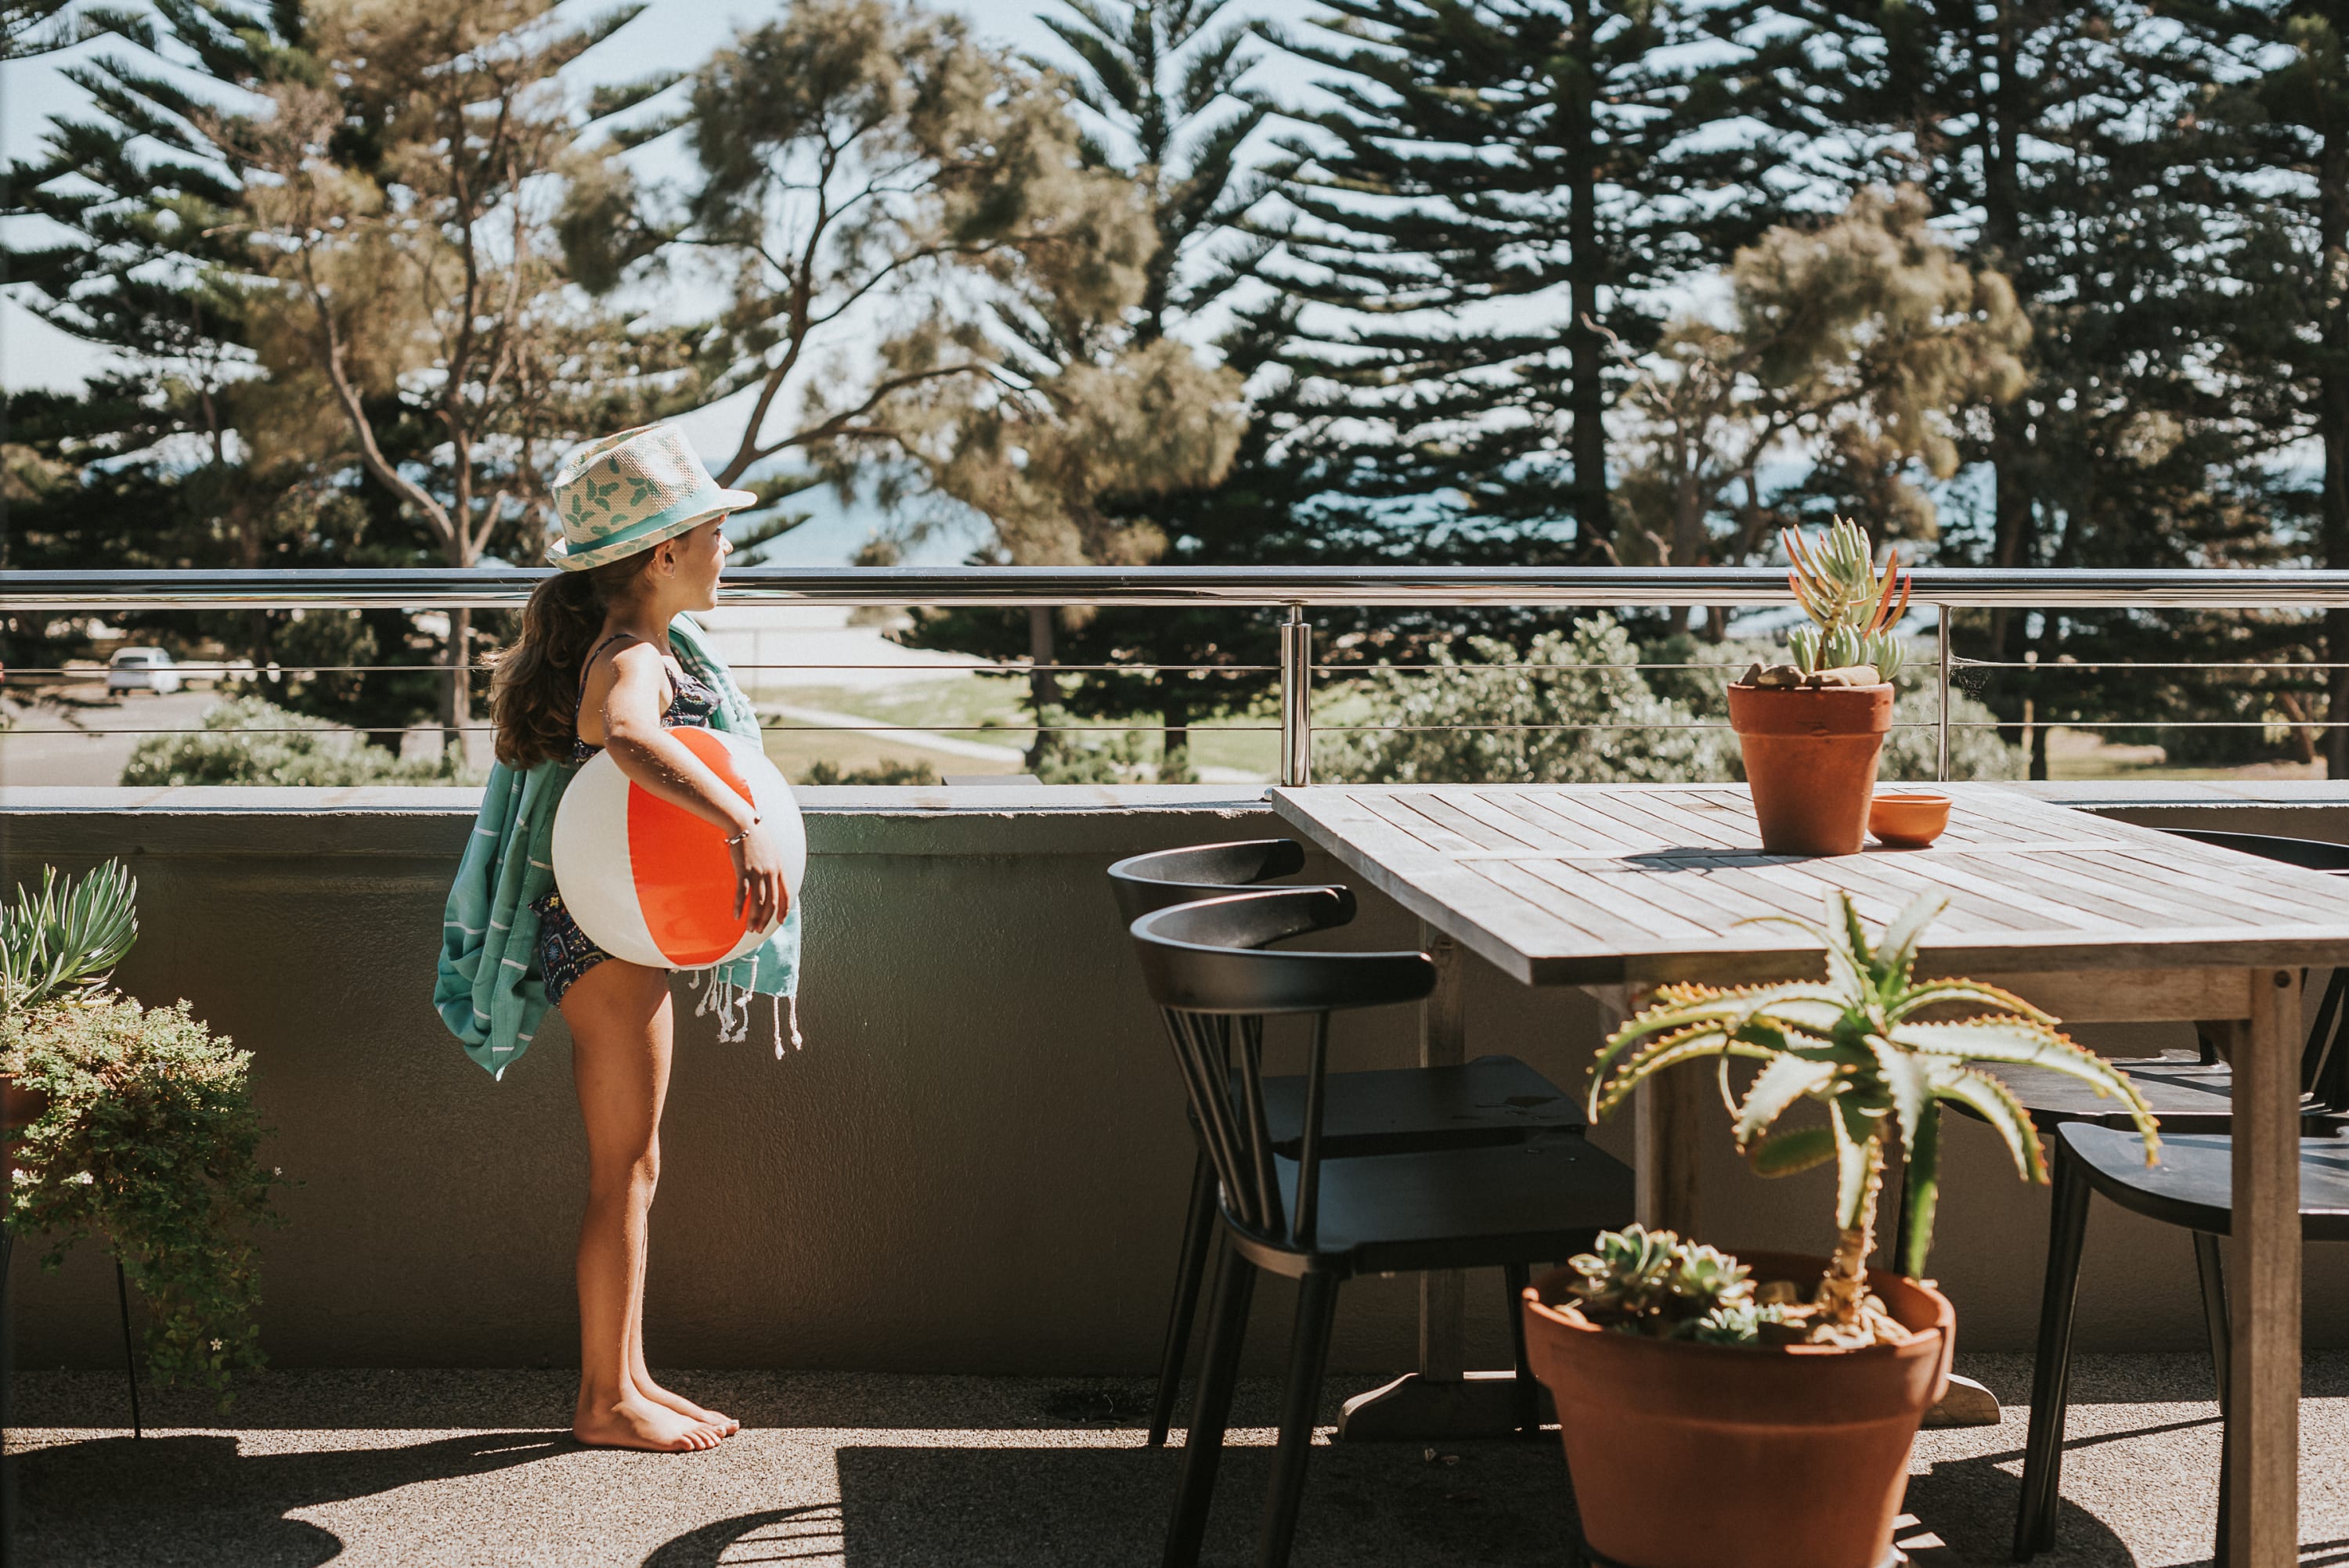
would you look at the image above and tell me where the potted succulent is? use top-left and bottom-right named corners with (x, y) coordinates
top-left (1522, 889), bottom-right (2160, 1568)
top-left (1729, 518), bottom-right (1912, 855)
top-left (2, 862), bottom-right (284, 1405)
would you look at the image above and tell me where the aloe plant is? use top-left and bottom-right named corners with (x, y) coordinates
top-left (1784, 517), bottom-right (1911, 678)
top-left (1, 862), bottom-right (139, 1015)
top-left (1587, 889), bottom-right (2160, 1334)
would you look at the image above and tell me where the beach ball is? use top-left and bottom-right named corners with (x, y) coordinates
top-left (550, 728), bottom-right (804, 969)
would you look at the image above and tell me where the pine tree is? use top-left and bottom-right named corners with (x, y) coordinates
top-left (1752, 0), bottom-right (2306, 776)
top-left (1251, 0), bottom-right (1786, 560)
top-left (885, 0), bottom-right (1278, 760)
top-left (2157, 2), bottom-right (2349, 770)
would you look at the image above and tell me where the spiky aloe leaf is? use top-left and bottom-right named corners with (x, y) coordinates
top-left (1830, 890), bottom-right (1874, 976)
top-left (1890, 1021), bottom-right (2160, 1152)
top-left (1831, 1100), bottom-right (1880, 1233)
top-left (1742, 911), bottom-right (1868, 1000)
top-left (1874, 892), bottom-right (1947, 989)
top-left (1750, 1123), bottom-right (1838, 1176)
top-left (1734, 1054), bottom-right (1840, 1149)
top-left (1864, 1033), bottom-right (1934, 1155)
top-left (1900, 1103), bottom-right (1941, 1279)
top-left (1931, 1065), bottom-right (2048, 1182)
top-left (1590, 1028), bottom-right (1778, 1119)
top-left (1887, 979), bottom-right (2059, 1026)
top-left (1591, 982), bottom-right (1847, 1097)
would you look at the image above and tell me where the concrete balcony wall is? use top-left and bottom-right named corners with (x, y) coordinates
top-left (6, 782), bottom-right (2349, 1379)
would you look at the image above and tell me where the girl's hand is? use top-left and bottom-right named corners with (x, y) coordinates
top-left (728, 820), bottom-right (788, 931)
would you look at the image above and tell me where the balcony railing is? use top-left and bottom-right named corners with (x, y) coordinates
top-left (11, 565), bottom-right (2349, 788)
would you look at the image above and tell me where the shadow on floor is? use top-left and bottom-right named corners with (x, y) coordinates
top-left (5, 1429), bottom-right (565, 1568)
top-left (637, 1440), bottom-right (1578, 1568)
top-left (1902, 1438), bottom-right (2147, 1566)
top-left (2, 1369), bottom-right (1186, 1434)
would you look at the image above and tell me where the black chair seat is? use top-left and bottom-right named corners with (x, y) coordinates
top-left (1251, 1054), bottom-right (1579, 1157)
top-left (1981, 1056), bottom-right (2340, 1134)
top-left (2061, 1123), bottom-right (2349, 1240)
top-left (1215, 1133), bottom-right (1631, 1278)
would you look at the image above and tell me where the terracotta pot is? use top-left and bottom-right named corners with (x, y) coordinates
top-left (1870, 790), bottom-right (1952, 849)
top-left (2, 1072), bottom-right (49, 1182)
top-left (1522, 1252), bottom-right (1954, 1568)
top-left (1727, 683), bottom-right (1894, 856)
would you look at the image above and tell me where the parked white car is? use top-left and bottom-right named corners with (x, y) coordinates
top-left (106, 647), bottom-right (183, 696)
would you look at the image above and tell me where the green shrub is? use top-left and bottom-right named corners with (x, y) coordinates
top-left (5, 993), bottom-right (284, 1402)
top-left (1320, 616), bottom-right (1741, 785)
top-left (121, 697), bottom-right (478, 786)
top-left (1031, 711), bottom-right (1182, 784)
top-left (799, 759), bottom-right (939, 785)
top-left (1642, 633), bottom-right (2024, 783)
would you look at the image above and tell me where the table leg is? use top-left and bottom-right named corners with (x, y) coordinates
top-left (1338, 922), bottom-right (1535, 1440)
top-left (2230, 967), bottom-right (2300, 1567)
top-left (1636, 1054), bottom-right (1704, 1236)
top-left (1419, 924), bottom-right (1467, 1375)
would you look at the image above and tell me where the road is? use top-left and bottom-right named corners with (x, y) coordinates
top-left (0, 687), bottom-right (222, 786)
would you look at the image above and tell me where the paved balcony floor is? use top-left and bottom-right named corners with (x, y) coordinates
top-left (6, 1355), bottom-right (2347, 1566)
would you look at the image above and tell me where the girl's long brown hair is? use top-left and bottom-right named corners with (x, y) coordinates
top-left (492, 554), bottom-right (651, 769)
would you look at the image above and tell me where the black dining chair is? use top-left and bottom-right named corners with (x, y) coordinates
top-left (1129, 886), bottom-right (1634, 1568)
top-left (1915, 830), bottom-right (2349, 1280)
top-left (1961, 830), bottom-right (2349, 1136)
top-left (2012, 1125), bottom-right (2349, 1563)
top-left (1109, 839), bottom-right (1588, 1448)
top-left (2003, 830), bottom-right (2349, 1565)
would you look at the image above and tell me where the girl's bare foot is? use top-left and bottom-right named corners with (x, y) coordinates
top-left (636, 1375), bottom-right (738, 1436)
top-left (574, 1392), bottom-right (725, 1452)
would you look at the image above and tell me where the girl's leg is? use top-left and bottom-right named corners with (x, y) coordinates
top-left (565, 957), bottom-right (722, 1452)
top-left (626, 1227), bottom-right (738, 1433)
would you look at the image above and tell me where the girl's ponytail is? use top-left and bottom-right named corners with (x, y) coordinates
top-left (491, 557), bottom-right (646, 768)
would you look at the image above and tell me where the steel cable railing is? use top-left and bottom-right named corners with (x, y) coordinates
top-left (12, 566), bottom-right (2349, 787)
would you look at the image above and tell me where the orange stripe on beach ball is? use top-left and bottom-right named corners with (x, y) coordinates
top-left (625, 726), bottom-right (755, 967)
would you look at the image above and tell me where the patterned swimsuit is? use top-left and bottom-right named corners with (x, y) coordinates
top-left (533, 636), bottom-right (720, 1007)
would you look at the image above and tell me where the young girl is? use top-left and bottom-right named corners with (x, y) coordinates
top-left (438, 425), bottom-right (798, 1453)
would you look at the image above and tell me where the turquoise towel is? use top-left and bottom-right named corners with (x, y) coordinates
top-left (435, 612), bottom-right (801, 1078)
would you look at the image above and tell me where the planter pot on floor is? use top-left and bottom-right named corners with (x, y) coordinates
top-left (2, 1073), bottom-right (45, 1181)
top-left (1727, 683), bottom-right (1894, 856)
top-left (1522, 1252), bottom-right (1954, 1568)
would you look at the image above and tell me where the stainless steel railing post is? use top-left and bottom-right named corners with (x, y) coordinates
top-left (1280, 605), bottom-right (1313, 788)
top-left (1937, 608), bottom-right (1953, 784)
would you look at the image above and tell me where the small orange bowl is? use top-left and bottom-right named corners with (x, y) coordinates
top-left (1870, 791), bottom-right (1951, 848)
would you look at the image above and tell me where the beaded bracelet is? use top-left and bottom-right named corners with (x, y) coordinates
top-left (723, 815), bottom-right (761, 847)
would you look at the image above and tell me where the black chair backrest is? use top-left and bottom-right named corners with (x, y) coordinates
top-left (2162, 828), bottom-right (2349, 875)
top-left (2160, 828), bottom-right (2349, 1106)
top-left (1106, 838), bottom-right (1311, 921)
top-left (1129, 888), bottom-right (1434, 1253)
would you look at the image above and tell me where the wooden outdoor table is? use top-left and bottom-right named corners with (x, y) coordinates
top-left (1271, 780), bottom-right (2349, 1568)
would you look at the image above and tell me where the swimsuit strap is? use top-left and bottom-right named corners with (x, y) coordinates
top-left (577, 632), bottom-right (641, 697)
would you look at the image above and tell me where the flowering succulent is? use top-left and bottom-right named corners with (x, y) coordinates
top-left (1783, 517), bottom-right (1911, 678)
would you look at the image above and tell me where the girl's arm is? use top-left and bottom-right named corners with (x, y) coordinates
top-left (594, 642), bottom-right (787, 928)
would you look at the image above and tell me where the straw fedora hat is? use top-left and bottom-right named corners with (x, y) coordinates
top-left (547, 424), bottom-right (758, 571)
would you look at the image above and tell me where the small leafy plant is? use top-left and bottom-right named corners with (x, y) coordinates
top-left (1779, 517), bottom-right (1912, 679)
top-left (1587, 889), bottom-right (2159, 1346)
top-left (2, 865), bottom-right (283, 1405)
top-left (1567, 1224), bottom-right (1786, 1346)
